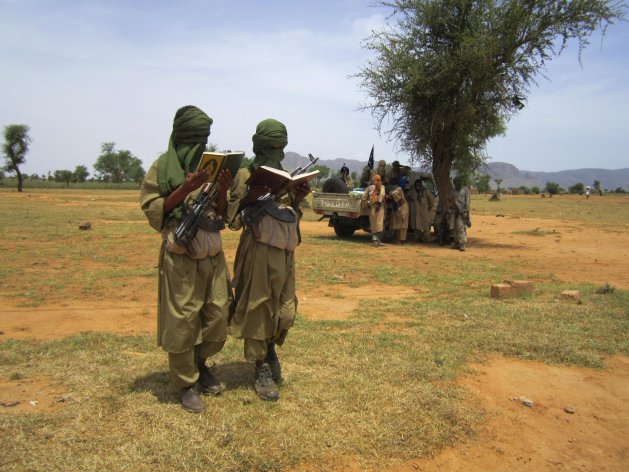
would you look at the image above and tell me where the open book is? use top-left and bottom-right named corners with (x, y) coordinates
top-left (247, 165), bottom-right (319, 195)
top-left (196, 151), bottom-right (245, 184)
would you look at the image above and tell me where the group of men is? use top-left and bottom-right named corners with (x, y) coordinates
top-left (358, 160), bottom-right (470, 250)
top-left (140, 106), bottom-right (308, 412)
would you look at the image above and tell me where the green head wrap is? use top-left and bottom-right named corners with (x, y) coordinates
top-left (157, 105), bottom-right (212, 219)
top-left (250, 118), bottom-right (288, 171)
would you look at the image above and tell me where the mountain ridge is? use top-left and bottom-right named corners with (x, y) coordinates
top-left (283, 152), bottom-right (628, 190)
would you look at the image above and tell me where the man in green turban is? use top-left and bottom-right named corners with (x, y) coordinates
top-left (226, 118), bottom-right (310, 401)
top-left (140, 105), bottom-right (233, 413)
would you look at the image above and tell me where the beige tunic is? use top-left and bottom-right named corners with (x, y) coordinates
top-left (390, 187), bottom-right (409, 230)
top-left (140, 161), bottom-right (231, 353)
top-left (362, 184), bottom-right (386, 233)
top-left (226, 167), bottom-right (299, 343)
top-left (448, 186), bottom-right (470, 244)
top-left (409, 187), bottom-right (435, 232)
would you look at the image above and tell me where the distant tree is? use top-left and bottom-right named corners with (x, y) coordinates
top-left (545, 181), bottom-right (563, 195)
top-left (474, 174), bottom-right (491, 193)
top-left (2, 124), bottom-right (32, 192)
top-left (351, 171), bottom-right (358, 183)
top-left (93, 142), bottom-right (145, 183)
top-left (29, 173), bottom-right (40, 180)
top-left (0, 170), bottom-right (5, 180)
top-left (357, 0), bottom-right (625, 212)
top-left (614, 187), bottom-right (626, 194)
top-left (531, 186), bottom-right (541, 195)
top-left (206, 143), bottom-right (219, 152)
top-left (519, 185), bottom-right (532, 195)
top-left (54, 170), bottom-right (73, 187)
top-left (593, 179), bottom-right (603, 195)
top-left (131, 165), bottom-right (145, 184)
top-left (241, 156), bottom-right (254, 169)
top-left (568, 182), bottom-right (585, 194)
top-left (494, 178), bottom-right (503, 193)
top-left (73, 165), bottom-right (89, 183)
top-left (313, 165), bottom-right (331, 179)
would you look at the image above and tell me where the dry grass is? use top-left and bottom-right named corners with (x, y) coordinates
top-left (0, 189), bottom-right (628, 471)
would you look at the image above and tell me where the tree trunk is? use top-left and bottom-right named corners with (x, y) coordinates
top-left (16, 168), bottom-right (23, 193)
top-left (431, 149), bottom-right (453, 214)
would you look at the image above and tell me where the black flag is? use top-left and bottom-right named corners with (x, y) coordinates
top-left (367, 145), bottom-right (374, 169)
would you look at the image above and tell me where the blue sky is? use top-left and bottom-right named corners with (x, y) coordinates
top-left (1, 0), bottom-right (628, 177)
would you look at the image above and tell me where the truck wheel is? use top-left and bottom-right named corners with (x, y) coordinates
top-left (322, 177), bottom-right (348, 193)
top-left (333, 225), bottom-right (355, 238)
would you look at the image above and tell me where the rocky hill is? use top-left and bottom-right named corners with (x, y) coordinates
top-left (284, 152), bottom-right (628, 191)
top-left (479, 162), bottom-right (629, 191)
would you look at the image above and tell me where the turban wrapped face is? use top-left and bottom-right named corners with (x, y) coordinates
top-left (157, 105), bottom-right (213, 218)
top-left (251, 118), bottom-right (288, 171)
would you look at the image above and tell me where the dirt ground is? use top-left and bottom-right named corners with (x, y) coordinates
top-left (1, 212), bottom-right (628, 470)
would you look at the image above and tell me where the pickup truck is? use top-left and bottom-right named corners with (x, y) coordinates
top-left (312, 189), bottom-right (374, 238)
top-left (312, 172), bottom-right (437, 241)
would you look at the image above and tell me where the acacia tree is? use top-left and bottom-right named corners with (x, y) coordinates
top-left (73, 165), bottom-right (89, 183)
top-left (2, 124), bottom-right (32, 192)
top-left (94, 142), bottom-right (144, 183)
top-left (357, 0), bottom-right (625, 209)
top-left (54, 170), bottom-right (73, 187)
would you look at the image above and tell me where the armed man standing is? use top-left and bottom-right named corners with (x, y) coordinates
top-left (226, 118), bottom-right (310, 401)
top-left (448, 175), bottom-right (471, 251)
top-left (140, 105), bottom-right (233, 413)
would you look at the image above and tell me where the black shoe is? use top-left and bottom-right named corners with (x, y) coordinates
top-left (254, 363), bottom-right (279, 401)
top-left (179, 386), bottom-right (206, 413)
top-left (265, 343), bottom-right (282, 383)
top-left (197, 361), bottom-right (223, 395)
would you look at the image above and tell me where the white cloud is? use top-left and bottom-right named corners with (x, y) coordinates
top-left (1, 1), bottom-right (627, 176)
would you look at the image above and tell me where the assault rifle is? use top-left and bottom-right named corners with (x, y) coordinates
top-left (174, 151), bottom-right (244, 247)
top-left (240, 153), bottom-right (319, 237)
top-left (454, 200), bottom-right (472, 228)
top-left (174, 181), bottom-right (220, 247)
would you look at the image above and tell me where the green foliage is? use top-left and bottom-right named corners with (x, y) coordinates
top-left (357, 0), bottom-right (625, 203)
top-left (312, 164), bottom-right (330, 179)
top-left (531, 185), bottom-right (541, 195)
top-left (545, 181), bottom-right (563, 195)
top-left (568, 182), bottom-right (585, 194)
top-left (2, 124), bottom-right (31, 192)
top-left (519, 185), bottom-right (532, 195)
top-left (73, 165), bottom-right (89, 183)
top-left (474, 174), bottom-right (491, 193)
top-left (93, 142), bottom-right (145, 183)
top-left (53, 169), bottom-right (73, 187)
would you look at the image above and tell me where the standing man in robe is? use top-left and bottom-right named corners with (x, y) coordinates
top-left (409, 178), bottom-right (435, 243)
top-left (140, 105), bottom-right (233, 413)
top-left (226, 118), bottom-right (310, 401)
top-left (362, 174), bottom-right (386, 246)
top-left (448, 175), bottom-right (471, 251)
top-left (389, 178), bottom-right (409, 244)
